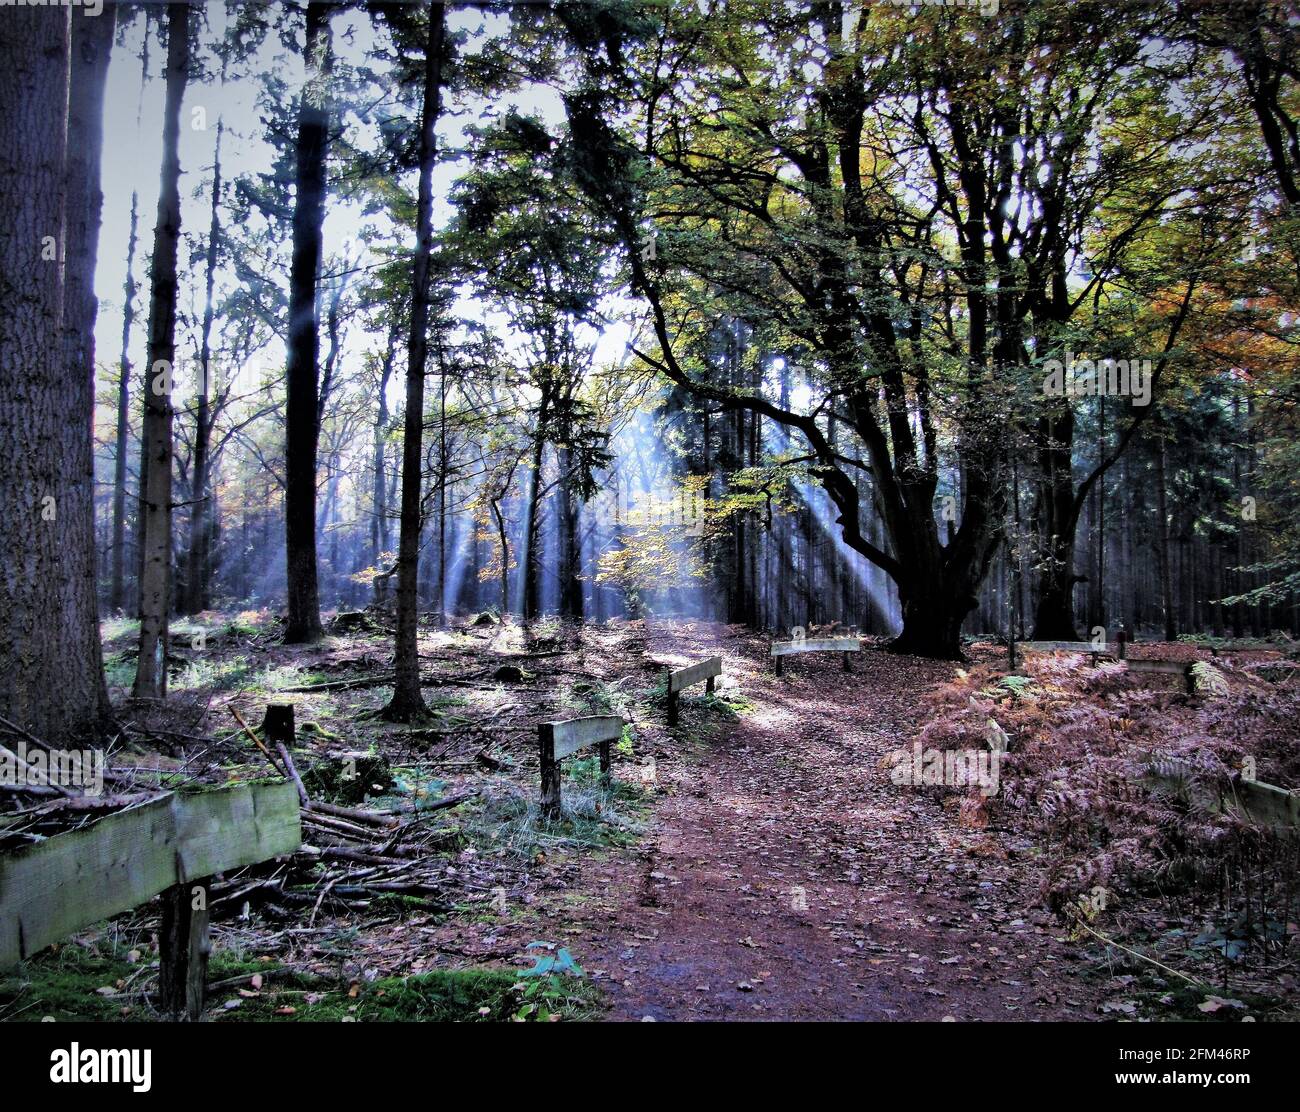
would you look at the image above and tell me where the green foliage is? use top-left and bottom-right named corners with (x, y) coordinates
top-left (514, 943), bottom-right (587, 1022)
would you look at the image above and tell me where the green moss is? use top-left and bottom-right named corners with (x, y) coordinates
top-left (0, 943), bottom-right (142, 1022)
top-left (1, 946), bottom-right (601, 1022)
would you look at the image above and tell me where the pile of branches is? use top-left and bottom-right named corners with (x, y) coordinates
top-left (220, 709), bottom-right (477, 922)
top-left (0, 711), bottom-right (167, 852)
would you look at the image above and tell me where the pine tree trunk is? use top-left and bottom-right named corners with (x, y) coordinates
top-left (1155, 431), bottom-right (1177, 641)
top-left (371, 320), bottom-right (396, 602)
top-left (134, 3), bottom-right (189, 699)
top-left (111, 192), bottom-right (139, 613)
top-left (557, 443), bottom-right (583, 620)
top-left (385, 3), bottom-right (445, 719)
top-left (184, 119), bottom-right (223, 614)
top-left (0, 5), bottom-right (113, 739)
top-left (283, 1), bottom-right (332, 644)
top-left (61, 5), bottom-right (114, 719)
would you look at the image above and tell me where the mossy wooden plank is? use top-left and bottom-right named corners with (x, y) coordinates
top-left (0, 782), bottom-right (300, 970)
top-left (172, 781), bottom-right (300, 879)
top-left (667, 656), bottom-right (722, 693)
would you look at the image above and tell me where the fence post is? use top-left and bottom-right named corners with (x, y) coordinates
top-left (539, 724), bottom-right (561, 818)
top-left (158, 877), bottom-right (211, 1021)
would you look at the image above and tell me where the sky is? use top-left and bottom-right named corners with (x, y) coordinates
top-left (93, 1), bottom-right (633, 425)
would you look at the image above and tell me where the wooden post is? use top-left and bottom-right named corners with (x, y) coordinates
top-left (538, 724), bottom-right (561, 819)
top-left (158, 877), bottom-right (211, 1021)
top-left (261, 703), bottom-right (295, 746)
top-left (774, 654), bottom-right (783, 676)
top-left (1183, 665), bottom-right (1195, 695)
top-left (1116, 626), bottom-right (1129, 660)
top-left (842, 650), bottom-right (850, 672)
top-left (705, 675), bottom-right (715, 694)
top-left (599, 739), bottom-right (611, 783)
top-left (667, 689), bottom-right (679, 728)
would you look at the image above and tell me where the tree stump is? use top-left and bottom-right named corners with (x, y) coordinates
top-left (303, 750), bottom-right (395, 805)
top-left (261, 704), bottom-right (295, 747)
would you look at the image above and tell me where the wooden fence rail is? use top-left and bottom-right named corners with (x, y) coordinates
top-left (0, 780), bottom-right (301, 1017)
top-left (1148, 764), bottom-right (1300, 830)
top-left (538, 715), bottom-right (624, 819)
top-left (666, 656), bottom-right (722, 726)
top-left (1010, 641), bottom-right (1198, 694)
top-left (770, 636), bottom-right (861, 675)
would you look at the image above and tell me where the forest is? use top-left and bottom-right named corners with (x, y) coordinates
top-left (0, 0), bottom-right (1298, 1042)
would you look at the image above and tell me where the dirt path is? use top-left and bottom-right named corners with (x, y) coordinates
top-left (570, 625), bottom-right (1107, 1020)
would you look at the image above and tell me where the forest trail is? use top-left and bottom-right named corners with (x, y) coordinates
top-left (574, 626), bottom-right (1106, 1021)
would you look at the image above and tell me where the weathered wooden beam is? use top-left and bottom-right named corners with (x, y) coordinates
top-left (543, 715), bottom-right (624, 760)
top-left (770, 636), bottom-right (861, 658)
top-left (1016, 641), bottom-right (1118, 655)
top-left (1148, 765), bottom-right (1299, 830)
top-left (1124, 659), bottom-right (1191, 674)
top-left (538, 715), bottom-right (624, 819)
top-left (666, 657), bottom-right (723, 728)
top-left (1120, 659), bottom-right (1196, 693)
top-left (0, 781), bottom-right (301, 971)
top-left (667, 656), bottom-right (723, 694)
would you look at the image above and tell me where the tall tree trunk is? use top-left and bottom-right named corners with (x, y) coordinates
top-left (134, 2), bottom-right (189, 699)
top-left (1032, 401), bottom-right (1083, 641)
top-left (0, 5), bottom-right (113, 739)
top-left (437, 349), bottom-right (448, 621)
top-left (1154, 429), bottom-right (1177, 641)
top-left (62, 5), bottom-right (114, 711)
top-left (557, 443), bottom-right (583, 620)
top-left (1231, 384), bottom-right (1245, 638)
top-left (371, 319), bottom-right (396, 602)
top-left (492, 491), bottom-right (510, 617)
top-left (111, 192), bottom-right (139, 613)
top-left (110, 41), bottom-right (150, 615)
top-left (522, 385), bottom-right (550, 622)
top-left (384, 1), bottom-right (445, 719)
top-left (184, 117), bottom-right (223, 614)
top-left (283, 0), bottom-right (332, 643)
